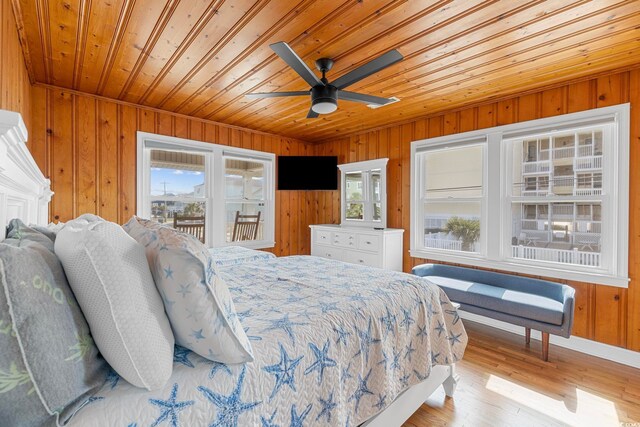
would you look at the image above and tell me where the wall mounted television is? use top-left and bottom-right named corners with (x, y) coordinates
top-left (277, 156), bottom-right (338, 190)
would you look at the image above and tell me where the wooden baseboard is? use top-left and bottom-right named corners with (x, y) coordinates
top-left (459, 311), bottom-right (640, 369)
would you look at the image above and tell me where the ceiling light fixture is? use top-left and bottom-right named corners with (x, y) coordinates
top-left (311, 85), bottom-right (338, 114)
top-left (311, 100), bottom-right (338, 114)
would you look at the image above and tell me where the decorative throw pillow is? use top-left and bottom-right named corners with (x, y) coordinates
top-left (124, 216), bottom-right (253, 364)
top-left (29, 221), bottom-right (65, 242)
top-left (55, 214), bottom-right (174, 390)
top-left (0, 290), bottom-right (54, 427)
top-left (7, 218), bottom-right (55, 249)
top-left (0, 220), bottom-right (108, 426)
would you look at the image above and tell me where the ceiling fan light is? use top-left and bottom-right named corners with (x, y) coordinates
top-left (312, 100), bottom-right (337, 114)
top-left (311, 85), bottom-right (338, 115)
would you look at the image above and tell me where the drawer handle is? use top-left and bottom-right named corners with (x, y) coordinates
top-left (349, 236), bottom-right (354, 240)
top-left (358, 259), bottom-right (364, 263)
top-left (365, 241), bottom-right (372, 244)
top-left (326, 253), bottom-right (332, 258)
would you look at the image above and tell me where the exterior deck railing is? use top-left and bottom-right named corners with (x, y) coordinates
top-left (424, 237), bottom-right (462, 251)
top-left (523, 161), bottom-right (551, 174)
top-left (512, 245), bottom-right (600, 267)
top-left (574, 188), bottom-right (602, 196)
top-left (574, 155), bottom-right (602, 170)
top-left (553, 146), bottom-right (575, 159)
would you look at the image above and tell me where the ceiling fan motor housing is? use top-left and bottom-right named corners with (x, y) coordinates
top-left (311, 84), bottom-right (338, 113)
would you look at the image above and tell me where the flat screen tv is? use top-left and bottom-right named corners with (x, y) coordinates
top-left (278, 156), bottom-right (338, 190)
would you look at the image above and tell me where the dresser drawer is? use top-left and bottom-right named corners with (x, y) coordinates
top-left (309, 225), bottom-right (403, 271)
top-left (357, 234), bottom-right (382, 252)
top-left (345, 251), bottom-right (380, 268)
top-left (315, 229), bottom-right (332, 245)
top-left (312, 245), bottom-right (345, 261)
top-left (332, 231), bottom-right (356, 248)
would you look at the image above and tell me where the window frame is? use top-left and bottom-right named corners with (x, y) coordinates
top-left (410, 104), bottom-right (630, 288)
top-left (137, 131), bottom-right (275, 249)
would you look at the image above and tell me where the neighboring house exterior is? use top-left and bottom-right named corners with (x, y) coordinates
top-left (151, 198), bottom-right (186, 223)
top-left (514, 132), bottom-right (602, 254)
top-left (193, 183), bottom-right (205, 198)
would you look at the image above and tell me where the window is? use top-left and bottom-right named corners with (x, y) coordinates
top-left (508, 126), bottom-right (611, 271)
top-left (411, 104), bottom-right (630, 287)
top-left (137, 132), bottom-right (275, 249)
top-left (223, 157), bottom-right (268, 243)
top-left (149, 149), bottom-right (206, 225)
top-left (339, 159), bottom-right (388, 228)
top-left (417, 144), bottom-right (484, 253)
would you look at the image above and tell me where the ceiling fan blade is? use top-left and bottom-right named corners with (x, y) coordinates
top-left (331, 49), bottom-right (403, 90)
top-left (340, 91), bottom-right (393, 106)
top-left (270, 42), bottom-right (323, 88)
top-left (246, 91), bottom-right (309, 99)
top-left (307, 107), bottom-right (319, 118)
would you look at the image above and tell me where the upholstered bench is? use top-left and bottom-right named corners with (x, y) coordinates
top-left (412, 263), bottom-right (575, 361)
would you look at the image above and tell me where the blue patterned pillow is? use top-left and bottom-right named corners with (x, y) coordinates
top-left (0, 220), bottom-right (108, 425)
top-left (124, 216), bottom-right (254, 364)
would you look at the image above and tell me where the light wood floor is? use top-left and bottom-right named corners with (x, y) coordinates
top-left (405, 321), bottom-right (640, 427)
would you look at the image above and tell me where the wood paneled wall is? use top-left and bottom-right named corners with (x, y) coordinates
top-left (12, 0), bottom-right (640, 141)
top-left (28, 86), bottom-right (315, 257)
top-left (314, 69), bottom-right (640, 352)
top-left (0, 0), bottom-right (30, 127)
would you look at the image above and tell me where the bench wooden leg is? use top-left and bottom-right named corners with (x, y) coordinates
top-left (525, 327), bottom-right (531, 345)
top-left (541, 332), bottom-right (549, 361)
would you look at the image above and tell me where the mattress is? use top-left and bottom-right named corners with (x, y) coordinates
top-left (208, 245), bottom-right (276, 267)
top-left (67, 255), bottom-right (467, 426)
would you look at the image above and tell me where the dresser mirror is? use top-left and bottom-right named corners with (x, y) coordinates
top-left (338, 158), bottom-right (388, 228)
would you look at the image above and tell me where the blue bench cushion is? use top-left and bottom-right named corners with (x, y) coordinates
top-left (427, 275), bottom-right (564, 326)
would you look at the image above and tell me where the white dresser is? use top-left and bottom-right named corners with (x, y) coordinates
top-left (310, 224), bottom-right (404, 271)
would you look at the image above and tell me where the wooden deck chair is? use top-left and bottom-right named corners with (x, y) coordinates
top-left (232, 211), bottom-right (261, 241)
top-left (173, 215), bottom-right (205, 243)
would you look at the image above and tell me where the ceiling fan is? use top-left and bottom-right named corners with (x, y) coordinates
top-left (246, 42), bottom-right (404, 118)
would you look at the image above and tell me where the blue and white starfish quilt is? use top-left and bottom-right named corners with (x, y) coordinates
top-left (67, 255), bottom-right (467, 427)
top-left (208, 245), bottom-right (276, 267)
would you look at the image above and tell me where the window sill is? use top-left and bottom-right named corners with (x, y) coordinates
top-left (409, 249), bottom-right (629, 288)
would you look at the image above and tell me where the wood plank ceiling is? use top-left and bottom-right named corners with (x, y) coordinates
top-left (13, 0), bottom-right (640, 142)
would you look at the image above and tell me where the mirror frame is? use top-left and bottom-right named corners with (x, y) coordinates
top-left (338, 158), bottom-right (388, 228)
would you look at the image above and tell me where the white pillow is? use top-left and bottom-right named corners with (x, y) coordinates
top-left (54, 214), bottom-right (174, 390)
top-left (124, 216), bottom-right (254, 364)
top-left (46, 221), bottom-right (66, 233)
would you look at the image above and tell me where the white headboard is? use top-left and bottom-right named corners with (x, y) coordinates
top-left (0, 109), bottom-right (52, 240)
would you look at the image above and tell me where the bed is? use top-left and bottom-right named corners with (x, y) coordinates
top-left (0, 109), bottom-right (466, 426)
top-left (208, 245), bottom-right (276, 267)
